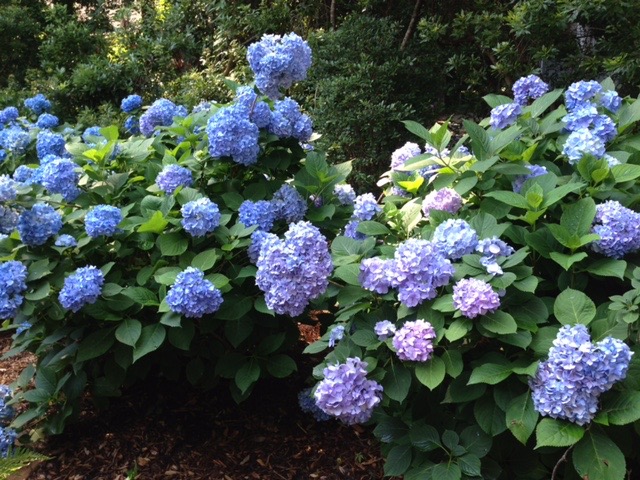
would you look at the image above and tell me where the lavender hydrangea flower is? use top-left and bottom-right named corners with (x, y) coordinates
top-left (247, 33), bottom-right (312, 100)
top-left (85, 205), bottom-right (122, 237)
top-left (42, 157), bottom-right (81, 201)
top-left (359, 257), bottom-right (395, 294)
top-left (59, 266), bottom-right (104, 312)
top-left (476, 237), bottom-right (515, 275)
top-left (156, 164), bottom-right (193, 195)
top-left (36, 130), bottom-right (66, 159)
top-left (17, 203), bottom-right (62, 246)
top-left (55, 234), bottom-right (77, 247)
top-left (590, 200), bottom-right (640, 258)
top-left (530, 324), bottom-right (633, 425)
top-left (12, 166), bottom-right (37, 185)
top-left (452, 278), bottom-right (501, 318)
top-left (562, 128), bottom-right (606, 165)
top-left (166, 267), bottom-right (224, 318)
top-left (512, 74), bottom-right (549, 105)
top-left (392, 319), bottom-right (437, 362)
top-left (490, 102), bottom-right (522, 130)
top-left (328, 325), bottom-right (345, 347)
top-left (432, 219), bottom-right (479, 260)
top-left (0, 175), bottom-right (17, 203)
top-left (422, 188), bottom-right (462, 216)
top-left (248, 230), bottom-right (278, 264)
top-left (353, 193), bottom-right (381, 221)
top-left (390, 142), bottom-right (421, 171)
top-left (121, 94), bottom-right (143, 113)
top-left (269, 97), bottom-right (313, 141)
top-left (599, 90), bottom-right (622, 113)
top-left (592, 115), bottom-right (617, 143)
top-left (238, 200), bottom-right (276, 231)
top-left (207, 104), bottom-right (260, 166)
top-left (602, 154), bottom-right (620, 168)
top-left (344, 220), bottom-right (366, 240)
top-left (36, 113), bottom-right (59, 129)
top-left (0, 107), bottom-right (19, 125)
top-left (82, 126), bottom-right (102, 144)
top-left (256, 221), bottom-right (333, 317)
top-left (24, 94), bottom-right (51, 115)
top-left (181, 197), bottom-right (221, 237)
top-left (0, 261), bottom-right (27, 320)
top-left (314, 357), bottom-right (382, 425)
top-left (512, 164), bottom-right (548, 193)
top-left (564, 80), bottom-right (602, 111)
top-left (298, 388), bottom-right (331, 421)
top-left (334, 184), bottom-right (356, 206)
top-left (139, 99), bottom-right (185, 137)
top-left (562, 105), bottom-right (599, 132)
top-left (374, 320), bottom-right (397, 341)
top-left (272, 184), bottom-right (307, 223)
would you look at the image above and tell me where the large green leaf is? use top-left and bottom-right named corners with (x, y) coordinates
top-left (384, 444), bottom-right (413, 477)
top-left (156, 232), bottom-right (189, 256)
top-left (468, 363), bottom-right (512, 385)
top-left (553, 288), bottom-right (596, 325)
top-left (506, 393), bottom-right (538, 444)
top-left (76, 328), bottom-right (115, 362)
top-left (601, 391), bottom-right (640, 425)
top-left (115, 319), bottom-right (142, 347)
top-left (535, 418), bottom-right (584, 448)
top-left (382, 365), bottom-right (412, 402)
top-left (573, 429), bottom-right (626, 480)
top-left (132, 324), bottom-right (166, 363)
top-left (415, 356), bottom-right (446, 390)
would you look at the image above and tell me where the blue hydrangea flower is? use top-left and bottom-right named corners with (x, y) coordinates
top-left (512, 74), bottom-right (549, 105)
top-left (592, 115), bottom-right (617, 143)
top-left (599, 90), bottom-right (622, 113)
top-left (314, 357), bottom-right (383, 425)
top-left (156, 164), bottom-right (193, 195)
top-left (490, 102), bottom-right (522, 130)
top-left (374, 320), bottom-right (396, 341)
top-left (124, 116), bottom-right (140, 135)
top-left (1, 126), bottom-right (30, 155)
top-left (0, 107), bottom-right (19, 125)
top-left (36, 113), bottom-right (59, 129)
top-left (562, 105), bottom-right (599, 132)
top-left (268, 97), bottom-right (313, 141)
top-left (0, 261), bottom-right (27, 320)
top-left (590, 200), bottom-right (640, 258)
top-left (512, 164), bottom-right (548, 193)
top-left (139, 99), bottom-right (185, 137)
top-left (353, 193), bottom-right (381, 221)
top-left (390, 142), bottom-right (421, 171)
top-left (0, 150), bottom-right (6, 163)
top-left (247, 33), bottom-right (313, 100)
top-left (0, 175), bottom-right (18, 203)
top-left (55, 234), bottom-right (77, 247)
top-left (248, 230), bottom-right (278, 264)
top-left (12, 165), bottom-right (38, 185)
top-left (272, 184), bottom-right (307, 223)
top-left (235, 86), bottom-right (272, 128)
top-left (328, 325), bottom-right (345, 347)
top-left (36, 130), bottom-right (66, 159)
top-left (85, 205), bottom-right (122, 237)
top-left (181, 197), bottom-right (221, 237)
top-left (393, 319), bottom-right (437, 362)
top-left (192, 101), bottom-right (213, 114)
top-left (121, 94), bottom-right (143, 113)
top-left (298, 388), bottom-right (331, 421)
top-left (602, 154), bottom-right (620, 168)
top-left (476, 237), bottom-right (515, 275)
top-left (563, 128), bottom-right (606, 165)
top-left (59, 266), bottom-right (104, 312)
top-left (82, 126), bottom-right (102, 144)
top-left (456, 145), bottom-right (470, 156)
top-left (238, 200), bottom-right (276, 231)
top-left (422, 188), bottom-right (462, 216)
top-left (359, 257), bottom-right (395, 294)
top-left (17, 203), bottom-right (62, 246)
top-left (564, 80), bottom-right (602, 111)
top-left (0, 206), bottom-right (18, 235)
top-left (24, 94), bottom-right (51, 115)
top-left (15, 322), bottom-right (31, 335)
top-left (165, 267), bottom-right (223, 318)
top-left (0, 386), bottom-right (14, 424)
top-left (334, 184), bottom-right (356, 206)
top-left (432, 219), bottom-right (479, 260)
top-left (256, 221), bottom-right (333, 317)
top-left (207, 104), bottom-right (260, 166)
top-left (42, 157), bottom-right (81, 201)
top-left (344, 219), bottom-right (366, 241)
top-left (452, 278), bottom-right (501, 318)
top-left (0, 426), bottom-right (16, 458)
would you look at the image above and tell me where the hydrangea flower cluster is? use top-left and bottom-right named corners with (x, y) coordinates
top-left (36, 113), bottom-right (59, 129)
top-left (124, 116), bottom-right (140, 135)
top-left (0, 426), bottom-right (16, 458)
top-left (235, 87), bottom-right (272, 128)
top-left (55, 234), bottom-right (77, 247)
top-left (344, 219), bottom-right (366, 241)
top-left (272, 184), bottom-right (307, 223)
top-left (269, 97), bottom-right (313, 141)
top-left (298, 388), bottom-right (331, 421)
top-left (599, 90), bottom-right (622, 113)
top-left (166, 267), bottom-right (224, 318)
top-left (0, 386), bottom-right (14, 424)
top-left (0, 206), bottom-right (18, 235)
top-left (476, 237), bottom-right (515, 275)
top-left (246, 33), bottom-right (312, 100)
top-left (15, 321), bottom-right (31, 335)
top-left (590, 200), bottom-right (640, 258)
top-left (390, 142), bottom-right (422, 171)
top-left (239, 200), bottom-right (276, 231)
top-left (353, 193), bottom-right (381, 221)
top-left (530, 324), bottom-right (633, 425)
top-left (422, 188), bottom-right (462, 216)
top-left (42, 157), bottom-right (81, 201)
top-left (432, 219), bottom-right (479, 260)
top-left (512, 74), bottom-right (549, 105)
top-left (36, 131), bottom-right (66, 159)
top-left (314, 357), bottom-right (383, 425)
top-left (139, 99), bottom-right (186, 137)
top-left (564, 81), bottom-right (602, 112)
top-left (563, 128), bottom-right (606, 164)
top-left (256, 221), bottom-right (333, 317)
top-left (359, 257), bottom-right (395, 294)
top-left (121, 94), bottom-right (143, 113)
top-left (85, 205), bottom-right (122, 237)
top-left (452, 278), bottom-right (501, 318)
top-left (181, 198), bottom-right (221, 237)
top-left (392, 319), bottom-right (437, 362)
top-left (17, 202), bottom-right (62, 246)
top-left (248, 230), bottom-right (277, 264)
top-left (0, 261), bottom-right (27, 320)
top-left (59, 266), bottom-right (105, 312)
top-left (328, 325), bottom-right (345, 347)
top-left (24, 94), bottom-right (51, 115)
top-left (334, 184), bottom-right (356, 206)
top-left (207, 104), bottom-right (260, 166)
top-left (490, 102), bottom-right (522, 130)
top-left (0, 175), bottom-right (17, 203)
top-left (0, 107), bottom-right (19, 125)
top-left (374, 320), bottom-right (396, 341)
top-left (156, 164), bottom-right (193, 194)
top-left (512, 164), bottom-right (548, 193)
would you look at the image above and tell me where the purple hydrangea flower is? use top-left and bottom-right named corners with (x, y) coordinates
top-left (36, 113), bottom-right (59, 129)
top-left (314, 357), bottom-right (383, 425)
top-left (82, 126), bottom-right (102, 144)
top-left (268, 97), bottom-right (313, 141)
top-left (452, 278), bottom-right (501, 318)
top-left (166, 267), bottom-right (224, 318)
top-left (36, 130), bottom-right (66, 159)
top-left (139, 99), bottom-right (185, 137)
top-left (390, 142), bottom-right (421, 171)
top-left (298, 387), bottom-right (331, 421)
top-left (432, 219), bottom-right (479, 260)
top-left (0, 261), bottom-right (27, 320)
top-left (272, 184), bottom-right (307, 223)
top-left (490, 102), bottom-right (522, 130)
top-left (359, 257), bottom-right (395, 294)
top-left (17, 203), bottom-right (62, 246)
top-left (121, 94), bottom-right (143, 113)
top-left (156, 164), bottom-right (193, 195)
top-left (55, 234), bottom-right (77, 247)
top-left (181, 197), bottom-right (221, 237)
top-left (248, 230), bottom-right (278, 264)
top-left (599, 90), bottom-right (622, 113)
top-left (422, 188), bottom-right (462, 216)
top-left (328, 325), bottom-right (345, 347)
top-left (374, 320), bottom-right (397, 341)
top-left (512, 164), bottom-right (548, 193)
top-left (512, 74), bottom-right (549, 105)
top-left (207, 104), bottom-right (260, 166)
top-left (59, 266), bottom-right (104, 312)
top-left (476, 237), bottom-right (515, 275)
top-left (0, 107), bottom-right (19, 125)
top-left (590, 200), bottom-right (640, 258)
top-left (334, 184), bottom-right (356, 206)
top-left (602, 154), bottom-right (620, 168)
top-left (563, 128), bottom-right (606, 165)
top-left (353, 193), bottom-right (381, 221)
top-left (344, 220), bottom-right (366, 241)
top-left (41, 157), bottom-right (81, 201)
top-left (24, 94), bottom-right (51, 115)
top-left (85, 205), bottom-right (122, 237)
top-left (392, 319), bottom-right (437, 362)
top-left (564, 81), bottom-right (602, 111)
top-left (238, 200), bottom-right (276, 231)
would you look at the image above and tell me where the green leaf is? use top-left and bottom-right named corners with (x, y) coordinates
top-left (601, 391), bottom-right (640, 425)
top-left (541, 182), bottom-right (584, 208)
top-left (415, 356), bottom-right (446, 390)
top-left (474, 395), bottom-right (507, 436)
top-left (384, 444), bottom-right (413, 477)
top-left (403, 120), bottom-right (432, 142)
top-left (115, 319), bottom-right (142, 347)
top-left (24, 282), bottom-right (50, 301)
top-left (374, 415), bottom-right (409, 443)
top-left (535, 418), bottom-right (584, 448)
top-left (132, 324), bottom-right (166, 363)
top-left (356, 221), bottom-right (391, 236)
top-left (573, 429), bottom-right (626, 480)
top-left (468, 363), bottom-right (512, 385)
top-left (168, 321), bottom-right (195, 350)
top-left (266, 354), bottom-right (296, 378)
top-left (410, 423), bottom-right (441, 451)
top-left (431, 462), bottom-right (461, 480)
top-left (446, 318), bottom-right (472, 342)
top-left (460, 426), bottom-right (492, 458)
top-left (334, 264), bottom-right (361, 286)
top-left (554, 288), bottom-right (596, 325)
top-left (157, 232), bottom-right (188, 256)
top-left (611, 163), bottom-right (640, 183)
top-left (383, 365), bottom-right (412, 402)
top-left (137, 211), bottom-right (168, 233)
top-left (479, 311), bottom-right (518, 334)
top-left (484, 191), bottom-right (529, 210)
top-left (458, 454), bottom-right (481, 477)
top-left (463, 120), bottom-right (491, 161)
top-left (122, 287), bottom-right (158, 306)
top-left (76, 328), bottom-right (115, 362)
top-left (561, 197), bottom-right (596, 236)
top-left (191, 249), bottom-right (219, 271)
top-left (483, 94), bottom-right (513, 108)
top-left (441, 349), bottom-right (463, 378)
top-left (506, 393), bottom-right (538, 444)
top-left (585, 259), bottom-right (627, 279)
top-left (550, 251), bottom-right (588, 270)
top-left (528, 89), bottom-right (563, 118)
top-left (235, 359), bottom-right (260, 394)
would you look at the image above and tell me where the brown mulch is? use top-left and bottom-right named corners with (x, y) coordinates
top-left (0, 335), bottom-right (391, 480)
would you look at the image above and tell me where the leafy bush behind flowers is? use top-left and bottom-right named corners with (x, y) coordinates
top-left (2, 33), bottom-right (640, 480)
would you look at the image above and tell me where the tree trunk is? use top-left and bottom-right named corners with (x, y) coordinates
top-left (330, 0), bottom-right (336, 29)
top-left (401, 0), bottom-right (423, 51)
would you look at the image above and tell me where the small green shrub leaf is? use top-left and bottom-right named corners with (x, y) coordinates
top-left (415, 356), bottom-right (446, 390)
top-left (554, 288), bottom-right (596, 325)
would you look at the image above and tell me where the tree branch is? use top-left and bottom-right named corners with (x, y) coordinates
top-left (401, 0), bottom-right (423, 51)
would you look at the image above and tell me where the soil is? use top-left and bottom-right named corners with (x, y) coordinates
top-left (0, 335), bottom-right (391, 480)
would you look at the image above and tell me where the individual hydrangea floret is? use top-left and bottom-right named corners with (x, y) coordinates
top-left (314, 357), bottom-right (382, 425)
top-left (59, 266), bottom-right (104, 312)
top-left (599, 90), bottom-right (622, 113)
top-left (139, 99), bottom-right (185, 137)
top-left (272, 184), bottom-right (307, 223)
top-left (512, 74), bottom-right (549, 105)
top-left (85, 205), bottom-right (122, 237)
top-left (165, 267), bottom-right (224, 318)
top-left (0, 175), bottom-right (18, 203)
top-left (121, 94), bottom-right (143, 113)
top-left (512, 164), bottom-right (548, 193)
top-left (490, 102), bottom-right (522, 130)
top-left (344, 219), bottom-right (366, 241)
top-left (432, 219), bottom-right (479, 260)
top-left (328, 325), bottom-right (345, 348)
top-left (17, 203), bottom-right (62, 246)
top-left (422, 188), bottom-right (462, 216)
top-left (590, 200), bottom-right (640, 258)
top-left (36, 113), bottom-right (59, 129)
top-left (476, 237), bottom-right (515, 275)
top-left (392, 319), bottom-right (437, 362)
top-left (0, 206), bottom-right (18, 235)
top-left (374, 320), bottom-right (397, 341)
top-left (181, 197), bottom-right (221, 237)
top-left (156, 164), bottom-right (193, 195)
top-left (0, 107), bottom-right (19, 125)
top-left (530, 324), bottom-right (633, 425)
top-left (124, 116), bottom-right (140, 135)
top-left (562, 128), bottom-right (606, 165)
top-left (55, 234), bottom-right (77, 247)
top-left (0, 126), bottom-right (30, 156)
top-left (390, 142), bottom-right (421, 171)
top-left (564, 80), bottom-right (602, 111)
top-left (256, 221), bottom-right (333, 317)
top-left (0, 261), bottom-right (28, 320)
top-left (24, 94), bottom-right (51, 115)
top-left (359, 257), bottom-right (395, 294)
top-left (353, 193), bottom-right (381, 221)
top-left (36, 130), bottom-right (66, 159)
top-left (42, 157), bottom-right (81, 201)
top-left (207, 104), bottom-right (260, 166)
top-left (248, 230), bottom-right (278, 264)
top-left (238, 200), bottom-right (276, 231)
top-left (247, 33), bottom-right (313, 100)
top-left (298, 388), bottom-right (331, 421)
top-left (452, 278), bottom-right (501, 318)
top-left (334, 184), bottom-right (356, 206)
